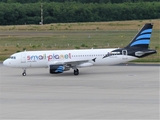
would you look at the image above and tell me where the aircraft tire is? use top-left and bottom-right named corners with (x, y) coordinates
top-left (74, 69), bottom-right (79, 75)
top-left (22, 72), bottom-right (26, 76)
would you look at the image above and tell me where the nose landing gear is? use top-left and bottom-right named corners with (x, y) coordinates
top-left (22, 69), bottom-right (26, 76)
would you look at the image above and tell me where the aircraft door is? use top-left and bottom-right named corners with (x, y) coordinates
top-left (122, 50), bottom-right (128, 59)
top-left (21, 52), bottom-right (26, 63)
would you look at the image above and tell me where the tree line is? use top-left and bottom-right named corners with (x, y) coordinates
top-left (0, 2), bottom-right (159, 25)
top-left (0, 0), bottom-right (159, 3)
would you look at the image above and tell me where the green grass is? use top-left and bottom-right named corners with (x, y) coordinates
top-left (0, 20), bottom-right (159, 62)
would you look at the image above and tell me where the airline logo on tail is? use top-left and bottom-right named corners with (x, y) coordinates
top-left (130, 28), bottom-right (152, 47)
top-left (126, 23), bottom-right (153, 49)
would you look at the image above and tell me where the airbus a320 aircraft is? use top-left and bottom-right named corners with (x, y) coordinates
top-left (3, 23), bottom-right (157, 76)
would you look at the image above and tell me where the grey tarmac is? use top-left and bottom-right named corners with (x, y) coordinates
top-left (0, 63), bottom-right (159, 119)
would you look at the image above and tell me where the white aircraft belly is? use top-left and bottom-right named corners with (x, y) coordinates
top-left (28, 61), bottom-right (47, 68)
top-left (93, 55), bottom-right (137, 65)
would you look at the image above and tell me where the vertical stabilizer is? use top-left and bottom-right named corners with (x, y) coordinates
top-left (126, 23), bottom-right (153, 49)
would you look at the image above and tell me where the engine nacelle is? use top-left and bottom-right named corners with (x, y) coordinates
top-left (49, 64), bottom-right (70, 74)
top-left (50, 64), bottom-right (64, 74)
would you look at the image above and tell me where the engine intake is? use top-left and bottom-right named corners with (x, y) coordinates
top-left (50, 64), bottom-right (64, 74)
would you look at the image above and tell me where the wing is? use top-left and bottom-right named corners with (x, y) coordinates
top-left (64, 59), bottom-right (89, 66)
top-left (48, 58), bottom-right (96, 67)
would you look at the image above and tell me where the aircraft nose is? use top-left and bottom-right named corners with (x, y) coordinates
top-left (3, 60), bottom-right (9, 66)
top-left (3, 60), bottom-right (7, 66)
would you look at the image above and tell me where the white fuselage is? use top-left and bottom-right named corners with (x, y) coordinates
top-left (3, 48), bottom-right (137, 68)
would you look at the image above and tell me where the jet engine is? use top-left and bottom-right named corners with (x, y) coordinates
top-left (49, 64), bottom-right (70, 74)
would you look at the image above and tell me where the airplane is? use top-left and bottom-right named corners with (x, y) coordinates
top-left (3, 23), bottom-right (157, 76)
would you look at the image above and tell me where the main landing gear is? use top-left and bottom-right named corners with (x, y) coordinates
top-left (74, 69), bottom-right (79, 75)
top-left (22, 69), bottom-right (26, 76)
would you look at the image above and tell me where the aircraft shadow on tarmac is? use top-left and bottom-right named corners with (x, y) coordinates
top-left (9, 69), bottom-right (154, 77)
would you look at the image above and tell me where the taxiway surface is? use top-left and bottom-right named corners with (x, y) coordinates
top-left (0, 64), bottom-right (159, 119)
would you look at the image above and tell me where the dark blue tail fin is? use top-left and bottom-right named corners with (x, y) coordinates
top-left (126, 23), bottom-right (153, 49)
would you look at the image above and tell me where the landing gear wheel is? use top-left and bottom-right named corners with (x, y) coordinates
top-left (22, 72), bottom-right (26, 76)
top-left (74, 69), bottom-right (79, 75)
top-left (22, 69), bottom-right (26, 76)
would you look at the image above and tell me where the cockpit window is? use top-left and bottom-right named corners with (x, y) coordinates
top-left (9, 56), bottom-right (16, 59)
